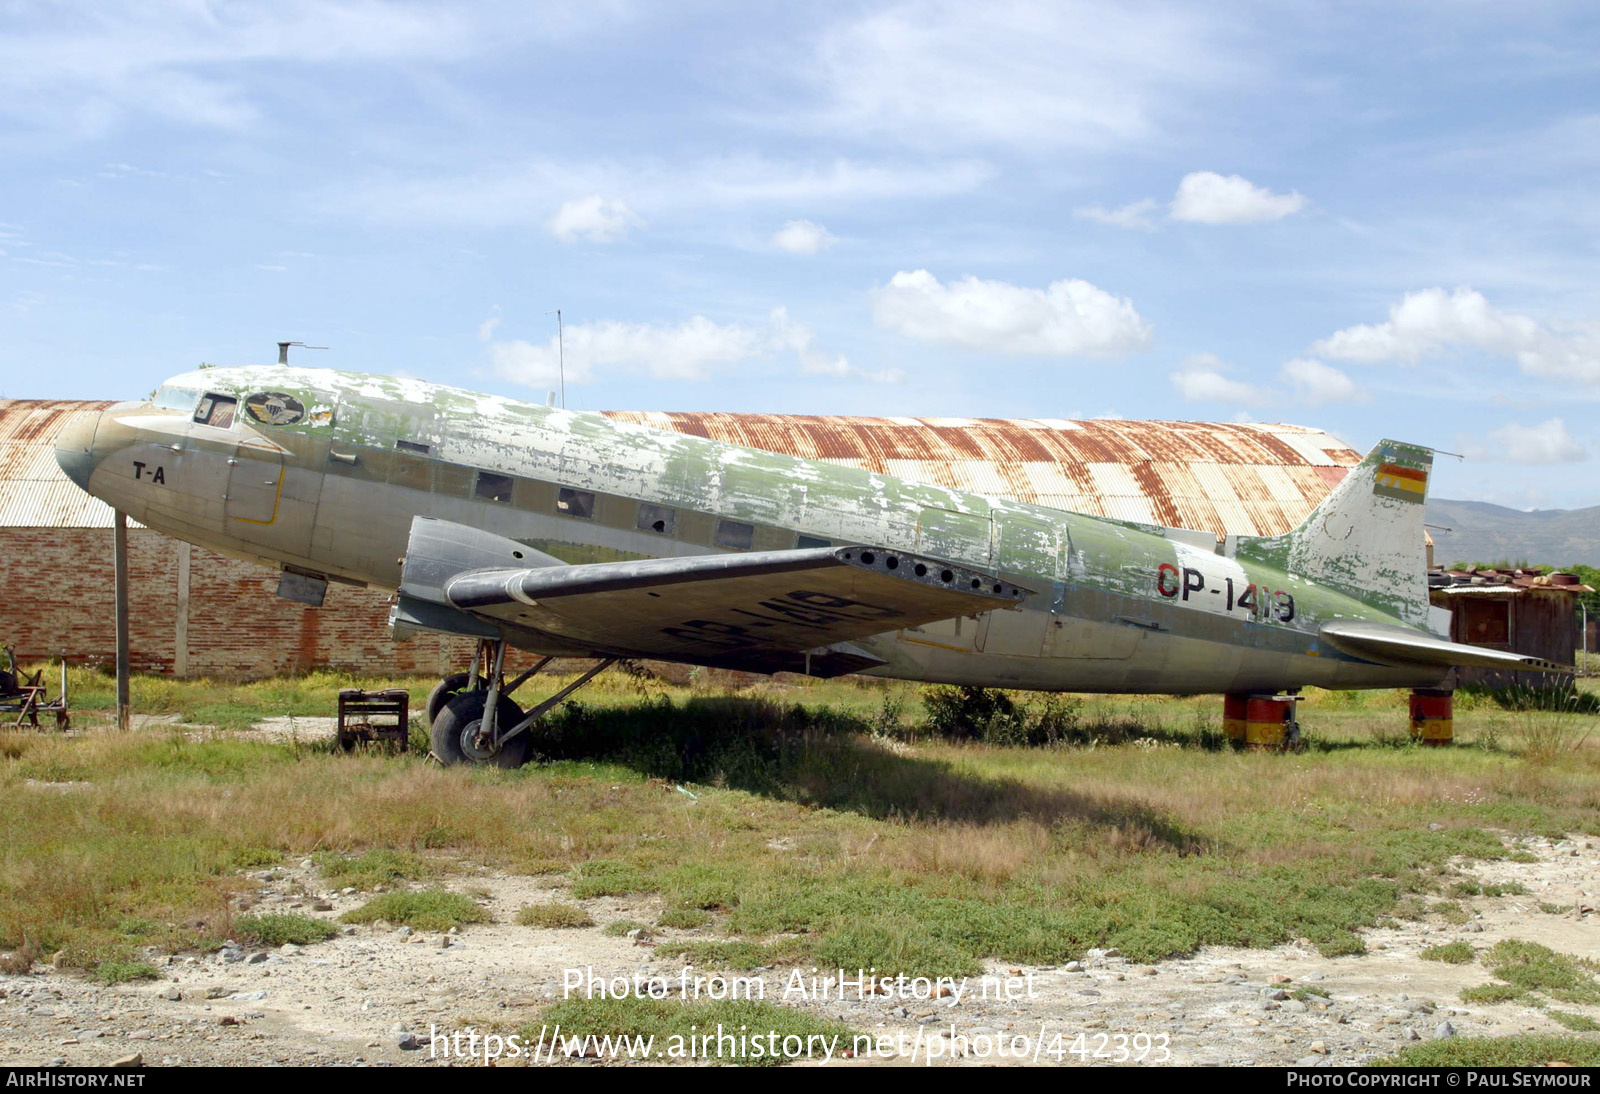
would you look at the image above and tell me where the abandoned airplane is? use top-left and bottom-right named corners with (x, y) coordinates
top-left (54, 366), bottom-right (1564, 764)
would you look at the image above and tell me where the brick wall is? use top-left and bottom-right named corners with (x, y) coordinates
top-left (0, 526), bottom-right (484, 679)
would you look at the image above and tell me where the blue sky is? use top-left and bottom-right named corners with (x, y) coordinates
top-left (4, 1), bottom-right (1599, 508)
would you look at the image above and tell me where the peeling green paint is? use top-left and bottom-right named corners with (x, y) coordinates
top-left (81, 367), bottom-right (1462, 694)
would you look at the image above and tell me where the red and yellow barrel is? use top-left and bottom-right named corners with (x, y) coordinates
top-left (1223, 694), bottom-right (1249, 743)
top-left (1409, 689), bottom-right (1453, 747)
top-left (1226, 694), bottom-right (1294, 750)
top-left (1245, 697), bottom-right (1293, 750)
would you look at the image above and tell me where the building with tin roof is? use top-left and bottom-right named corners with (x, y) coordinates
top-left (603, 413), bottom-right (1361, 537)
top-left (4, 398), bottom-right (1369, 679)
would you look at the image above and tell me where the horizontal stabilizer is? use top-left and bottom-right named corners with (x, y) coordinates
top-left (1320, 620), bottom-right (1570, 674)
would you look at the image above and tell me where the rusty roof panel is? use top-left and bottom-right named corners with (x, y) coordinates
top-left (1179, 496), bottom-right (1227, 536)
top-left (881, 459), bottom-right (962, 491)
top-left (0, 479), bottom-right (120, 528)
top-left (1217, 463), bottom-right (1278, 504)
top-left (0, 400), bottom-right (125, 527)
top-left (1, 401), bottom-right (1363, 538)
top-left (604, 411), bottom-right (1362, 537)
top-left (1017, 462), bottom-right (1090, 497)
top-left (1252, 464), bottom-right (1313, 506)
top-left (1209, 497), bottom-right (1259, 536)
top-left (1101, 495), bottom-right (1159, 525)
top-left (1084, 462), bottom-right (1144, 498)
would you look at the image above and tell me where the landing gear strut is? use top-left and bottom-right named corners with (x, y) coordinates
top-left (427, 639), bottom-right (616, 767)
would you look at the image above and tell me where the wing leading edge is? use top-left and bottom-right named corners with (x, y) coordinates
top-left (394, 517), bottom-right (1034, 674)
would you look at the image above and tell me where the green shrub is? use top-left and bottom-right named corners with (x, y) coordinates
top-left (1372, 1035), bottom-right (1600, 1067)
top-left (658, 907), bottom-right (710, 930)
top-left (233, 913), bottom-right (338, 946)
top-left (1420, 941), bottom-right (1475, 964)
top-left (572, 859), bottom-right (650, 899)
top-left (93, 960), bottom-right (162, 985)
top-left (340, 889), bottom-right (486, 931)
top-left (516, 903), bottom-right (594, 929)
top-left (313, 849), bottom-right (435, 889)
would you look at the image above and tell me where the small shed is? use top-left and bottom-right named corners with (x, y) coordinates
top-left (1428, 567), bottom-right (1591, 689)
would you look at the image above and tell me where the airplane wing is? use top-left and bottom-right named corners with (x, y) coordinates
top-left (394, 517), bottom-right (1033, 675)
top-left (1319, 620), bottom-right (1570, 674)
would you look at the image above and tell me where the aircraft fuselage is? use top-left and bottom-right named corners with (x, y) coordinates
top-left (55, 366), bottom-right (1445, 694)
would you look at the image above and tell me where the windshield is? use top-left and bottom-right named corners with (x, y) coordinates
top-left (151, 385), bottom-right (203, 413)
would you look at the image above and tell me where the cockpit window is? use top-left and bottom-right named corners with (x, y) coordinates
top-left (244, 391), bottom-right (306, 426)
top-left (152, 386), bottom-right (202, 413)
top-left (194, 393), bottom-right (238, 428)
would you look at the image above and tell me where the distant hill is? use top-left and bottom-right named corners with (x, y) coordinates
top-left (1426, 498), bottom-right (1600, 568)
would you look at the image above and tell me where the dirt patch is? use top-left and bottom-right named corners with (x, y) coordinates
top-left (3, 835), bottom-right (1596, 1067)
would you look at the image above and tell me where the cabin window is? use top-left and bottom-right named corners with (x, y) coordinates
top-left (474, 471), bottom-right (513, 503)
top-left (193, 393), bottom-right (238, 428)
top-left (797, 535), bottom-right (831, 549)
top-left (396, 439), bottom-right (431, 455)
top-left (715, 520), bottom-right (754, 550)
top-left (557, 488), bottom-right (594, 519)
top-left (637, 503), bottom-right (676, 536)
top-left (244, 391), bottom-right (306, 426)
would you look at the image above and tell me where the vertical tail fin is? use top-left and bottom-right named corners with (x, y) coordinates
top-left (1232, 440), bottom-right (1434, 628)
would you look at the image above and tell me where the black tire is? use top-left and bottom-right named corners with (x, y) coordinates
top-left (430, 691), bottom-right (531, 768)
top-left (425, 672), bottom-right (472, 726)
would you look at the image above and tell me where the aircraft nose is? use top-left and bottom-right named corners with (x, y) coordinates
top-left (54, 410), bottom-right (102, 493)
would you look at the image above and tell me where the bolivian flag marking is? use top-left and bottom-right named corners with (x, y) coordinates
top-left (1373, 461), bottom-right (1427, 503)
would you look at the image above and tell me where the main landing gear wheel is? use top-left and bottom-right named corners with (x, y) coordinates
top-left (430, 691), bottom-right (531, 768)
top-left (425, 672), bottom-right (472, 726)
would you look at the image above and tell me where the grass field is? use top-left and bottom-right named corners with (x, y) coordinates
top-left (4, 661), bottom-right (1600, 1064)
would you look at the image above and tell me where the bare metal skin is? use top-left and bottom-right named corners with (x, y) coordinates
top-left (55, 366), bottom-right (1560, 763)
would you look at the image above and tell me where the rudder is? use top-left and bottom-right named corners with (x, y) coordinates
top-left (1232, 440), bottom-right (1434, 628)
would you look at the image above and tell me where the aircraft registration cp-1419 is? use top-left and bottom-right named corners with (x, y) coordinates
top-left (54, 366), bottom-right (1565, 765)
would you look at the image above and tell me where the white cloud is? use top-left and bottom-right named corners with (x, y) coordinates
top-left (336, 156), bottom-right (991, 227)
top-left (1170, 354), bottom-right (1363, 406)
top-left (1311, 286), bottom-right (1600, 383)
top-left (1313, 287), bottom-right (1534, 364)
top-left (0, 1), bottom-right (492, 136)
top-left (1169, 354), bottom-right (1265, 405)
top-left (799, 1), bottom-right (1240, 152)
top-left (547, 195), bottom-right (642, 244)
top-left (1170, 172), bottom-right (1306, 224)
top-left (1279, 357), bottom-right (1365, 403)
top-left (1073, 199), bottom-right (1160, 232)
top-left (1484, 419), bottom-right (1587, 465)
top-left (771, 219), bottom-right (836, 254)
top-left (0, 3), bottom-right (631, 140)
top-left (477, 307), bottom-right (501, 342)
top-left (769, 307), bottom-right (901, 383)
top-left (492, 315), bottom-right (757, 384)
top-left (871, 269), bottom-right (1151, 357)
top-left (487, 308), bottom-right (882, 386)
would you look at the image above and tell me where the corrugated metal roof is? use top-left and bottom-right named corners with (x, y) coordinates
top-left (0, 399), bottom-right (124, 528)
top-left (604, 412), bottom-right (1362, 537)
top-left (1, 400), bottom-right (1364, 539)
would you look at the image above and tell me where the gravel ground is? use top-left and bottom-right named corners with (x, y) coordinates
top-left (3, 833), bottom-right (1596, 1068)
